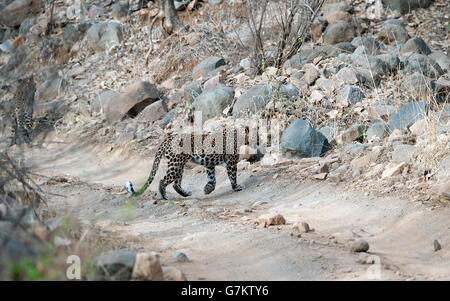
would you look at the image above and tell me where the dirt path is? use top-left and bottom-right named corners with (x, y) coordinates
top-left (25, 135), bottom-right (449, 280)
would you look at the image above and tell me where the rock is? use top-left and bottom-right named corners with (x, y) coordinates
top-left (377, 23), bottom-right (409, 44)
top-left (88, 5), bottom-right (106, 18)
top-left (293, 222), bottom-right (310, 233)
top-left (337, 85), bottom-right (364, 107)
top-left (367, 105), bottom-right (397, 121)
top-left (184, 81), bottom-right (203, 104)
top-left (436, 182), bottom-right (450, 201)
top-left (92, 90), bottom-right (119, 113)
top-left (401, 72), bottom-right (435, 101)
top-left (388, 102), bottom-right (427, 132)
top-left (316, 77), bottom-right (335, 92)
top-left (111, 1), bottom-right (129, 20)
top-left (339, 125), bottom-right (365, 144)
top-left (381, 162), bottom-right (407, 178)
top-left (301, 64), bottom-right (320, 85)
top-left (366, 120), bottom-right (389, 140)
top-left (429, 51), bottom-right (450, 72)
top-left (258, 214), bottom-right (286, 228)
top-left (323, 2), bottom-right (352, 12)
top-left (172, 252), bottom-right (189, 262)
top-left (203, 74), bottom-right (221, 91)
top-left (323, 21), bottom-right (355, 45)
top-left (87, 21), bottom-right (123, 52)
top-left (194, 85), bottom-right (234, 121)
top-left (391, 144), bottom-right (416, 163)
top-left (94, 250), bottom-right (136, 281)
top-left (319, 126), bottom-right (336, 143)
top-left (334, 67), bottom-right (367, 85)
top-left (0, 0), bottom-right (42, 27)
top-left (232, 84), bottom-right (272, 117)
top-left (350, 239), bottom-right (370, 252)
top-left (192, 56), bottom-right (226, 80)
top-left (19, 17), bottom-right (36, 35)
top-left (404, 53), bottom-right (443, 79)
top-left (131, 252), bottom-right (164, 281)
top-left (160, 108), bottom-right (179, 128)
top-left (351, 54), bottom-right (389, 79)
top-left (137, 100), bottom-right (168, 123)
top-left (382, 0), bottom-right (432, 14)
top-left (280, 84), bottom-right (299, 99)
top-left (61, 25), bottom-right (82, 52)
top-left (323, 10), bottom-right (352, 24)
top-left (324, 42), bottom-right (356, 56)
top-left (280, 118), bottom-right (331, 158)
top-left (37, 78), bottom-right (63, 103)
top-left (163, 266), bottom-right (187, 281)
top-left (399, 37), bottom-right (431, 55)
top-left (433, 240), bottom-right (442, 252)
top-left (103, 81), bottom-right (160, 123)
top-left (351, 36), bottom-right (385, 55)
top-left (376, 53), bottom-right (400, 72)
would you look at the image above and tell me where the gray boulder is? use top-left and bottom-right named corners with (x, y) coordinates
top-left (392, 144), bottom-right (416, 163)
top-left (377, 23), bottom-right (409, 44)
top-left (194, 86), bottom-right (234, 121)
top-left (192, 56), bottom-right (226, 80)
top-left (0, 0), bottom-right (41, 27)
top-left (399, 37), bottom-right (431, 55)
top-left (93, 250), bottom-right (136, 281)
top-left (382, 0), bottom-right (432, 14)
top-left (429, 51), bottom-right (450, 72)
top-left (137, 100), bottom-right (168, 123)
top-left (323, 21), bottom-right (355, 45)
top-left (160, 108), bottom-right (179, 128)
top-left (337, 85), bottom-right (365, 107)
top-left (351, 36), bottom-right (385, 55)
top-left (87, 21), bottom-right (123, 52)
top-left (184, 81), bottom-right (203, 104)
top-left (232, 84), bottom-right (272, 117)
top-left (281, 118), bottom-right (331, 158)
top-left (404, 53), bottom-right (443, 79)
top-left (102, 81), bottom-right (160, 123)
top-left (37, 78), bottom-right (64, 103)
top-left (388, 102), bottom-right (427, 132)
top-left (376, 53), bottom-right (401, 72)
top-left (366, 120), bottom-right (389, 140)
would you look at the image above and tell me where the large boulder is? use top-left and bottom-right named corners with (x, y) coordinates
top-left (136, 100), bottom-right (168, 123)
top-left (232, 84), bottom-right (272, 117)
top-left (87, 21), bottom-right (123, 52)
top-left (93, 250), bottom-right (136, 281)
top-left (192, 56), bottom-right (226, 80)
top-left (193, 85), bottom-right (234, 121)
top-left (377, 23), bottom-right (409, 44)
top-left (388, 102), bottom-right (427, 132)
top-left (102, 81), bottom-right (160, 123)
top-left (351, 36), bottom-right (385, 55)
top-left (382, 0), bottom-right (432, 14)
top-left (399, 37), bottom-right (431, 55)
top-left (404, 53), bottom-right (443, 79)
top-left (322, 21), bottom-right (355, 45)
top-left (280, 118), bottom-right (331, 158)
top-left (0, 0), bottom-right (42, 27)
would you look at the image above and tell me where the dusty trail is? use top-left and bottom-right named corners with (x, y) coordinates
top-left (25, 135), bottom-right (450, 280)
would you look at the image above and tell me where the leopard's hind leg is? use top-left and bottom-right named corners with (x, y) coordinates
top-left (159, 156), bottom-right (191, 199)
top-left (225, 155), bottom-right (244, 192)
top-left (203, 166), bottom-right (216, 195)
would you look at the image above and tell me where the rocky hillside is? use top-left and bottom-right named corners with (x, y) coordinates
top-left (0, 0), bottom-right (449, 280)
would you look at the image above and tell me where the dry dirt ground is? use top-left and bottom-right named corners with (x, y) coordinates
top-left (19, 131), bottom-right (450, 281)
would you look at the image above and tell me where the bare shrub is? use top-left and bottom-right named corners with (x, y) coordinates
top-left (244, 0), bottom-right (325, 74)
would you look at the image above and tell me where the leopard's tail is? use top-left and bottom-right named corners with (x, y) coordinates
top-left (127, 143), bottom-right (164, 197)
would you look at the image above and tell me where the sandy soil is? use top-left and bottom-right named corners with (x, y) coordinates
top-left (22, 132), bottom-right (450, 281)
